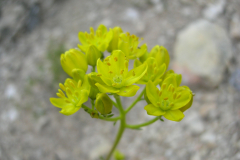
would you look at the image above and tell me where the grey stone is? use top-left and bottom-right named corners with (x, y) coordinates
top-left (229, 68), bottom-right (240, 91)
top-left (203, 0), bottom-right (226, 20)
top-left (230, 13), bottom-right (240, 40)
top-left (174, 19), bottom-right (232, 86)
top-left (201, 131), bottom-right (217, 144)
top-left (183, 111), bottom-right (205, 135)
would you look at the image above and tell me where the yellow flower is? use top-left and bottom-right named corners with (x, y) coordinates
top-left (49, 75), bottom-right (90, 115)
top-left (107, 26), bottom-right (123, 52)
top-left (144, 74), bottom-right (193, 122)
top-left (95, 93), bottom-right (113, 114)
top-left (118, 32), bottom-right (147, 59)
top-left (60, 49), bottom-right (88, 77)
top-left (148, 45), bottom-right (170, 69)
top-left (78, 24), bottom-right (113, 53)
top-left (96, 50), bottom-right (148, 97)
top-left (134, 57), bottom-right (166, 84)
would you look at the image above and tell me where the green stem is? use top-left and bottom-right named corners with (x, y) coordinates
top-left (110, 98), bottom-right (118, 108)
top-left (99, 115), bottom-right (121, 122)
top-left (125, 87), bottom-right (146, 113)
top-left (106, 94), bottom-right (126, 160)
top-left (91, 99), bottom-right (95, 110)
top-left (126, 117), bottom-right (160, 129)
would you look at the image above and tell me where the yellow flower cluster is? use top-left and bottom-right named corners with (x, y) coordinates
top-left (50, 24), bottom-right (193, 121)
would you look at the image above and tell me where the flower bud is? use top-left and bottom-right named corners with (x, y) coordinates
top-left (107, 26), bottom-right (123, 52)
top-left (88, 72), bottom-right (105, 100)
top-left (95, 93), bottom-right (113, 114)
top-left (72, 68), bottom-right (85, 82)
top-left (149, 45), bottom-right (170, 69)
top-left (86, 45), bottom-right (102, 66)
top-left (60, 49), bottom-right (88, 77)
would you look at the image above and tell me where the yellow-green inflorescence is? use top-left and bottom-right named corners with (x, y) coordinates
top-left (144, 70), bottom-right (193, 121)
top-left (50, 24), bottom-right (193, 122)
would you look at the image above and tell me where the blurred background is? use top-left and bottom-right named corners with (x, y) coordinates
top-left (0, 0), bottom-right (240, 159)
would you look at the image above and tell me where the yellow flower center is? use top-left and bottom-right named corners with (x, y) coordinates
top-left (113, 75), bottom-right (123, 84)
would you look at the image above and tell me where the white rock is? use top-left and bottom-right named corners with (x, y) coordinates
top-left (4, 84), bottom-right (17, 99)
top-left (230, 13), bottom-right (240, 40)
top-left (201, 132), bottom-right (217, 144)
top-left (1, 108), bottom-right (18, 122)
top-left (203, 0), bottom-right (226, 20)
top-left (174, 19), bottom-right (232, 86)
top-left (123, 8), bottom-right (140, 21)
top-left (191, 153), bottom-right (201, 160)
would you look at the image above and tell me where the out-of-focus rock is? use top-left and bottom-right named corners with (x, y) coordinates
top-left (203, 0), bottom-right (226, 20)
top-left (173, 19), bottom-right (232, 86)
top-left (25, 3), bottom-right (42, 32)
top-left (122, 8), bottom-right (140, 21)
top-left (35, 117), bottom-right (51, 132)
top-left (183, 111), bottom-right (205, 135)
top-left (90, 142), bottom-right (111, 160)
top-left (230, 13), bottom-right (240, 40)
top-left (229, 68), bottom-right (240, 91)
top-left (0, 3), bottom-right (26, 42)
top-left (201, 131), bottom-right (217, 145)
top-left (4, 84), bottom-right (18, 99)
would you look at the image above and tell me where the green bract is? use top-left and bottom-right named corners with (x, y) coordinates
top-left (88, 72), bottom-right (104, 100)
top-left (50, 75), bottom-right (90, 115)
top-left (95, 93), bottom-right (113, 114)
top-left (78, 24), bottom-right (113, 53)
top-left (144, 74), bottom-right (192, 122)
top-left (60, 49), bottom-right (88, 77)
top-left (96, 50), bottom-right (147, 97)
top-left (86, 45), bottom-right (102, 67)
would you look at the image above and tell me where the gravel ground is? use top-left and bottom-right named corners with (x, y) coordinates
top-left (0, 0), bottom-right (240, 160)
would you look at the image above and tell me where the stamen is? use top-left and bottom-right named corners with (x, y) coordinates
top-left (97, 74), bottom-right (102, 77)
top-left (132, 71), bottom-right (135, 76)
top-left (90, 27), bottom-right (94, 34)
top-left (169, 102), bottom-right (174, 107)
top-left (164, 97), bottom-right (168, 100)
top-left (66, 88), bottom-right (72, 95)
top-left (159, 91), bottom-right (162, 97)
top-left (125, 62), bottom-right (128, 68)
top-left (57, 93), bottom-right (64, 98)
top-left (59, 83), bottom-right (66, 91)
top-left (177, 94), bottom-right (181, 99)
top-left (120, 70), bottom-right (124, 75)
top-left (173, 93), bottom-right (177, 99)
top-left (58, 89), bottom-right (65, 97)
top-left (65, 100), bottom-right (71, 103)
top-left (114, 57), bottom-right (118, 62)
top-left (75, 91), bottom-right (79, 97)
top-left (107, 62), bottom-right (111, 66)
top-left (77, 80), bottom-right (82, 88)
top-left (162, 83), bottom-right (167, 89)
top-left (109, 71), bottom-right (113, 74)
top-left (168, 84), bottom-right (173, 91)
top-left (70, 81), bottom-right (76, 88)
